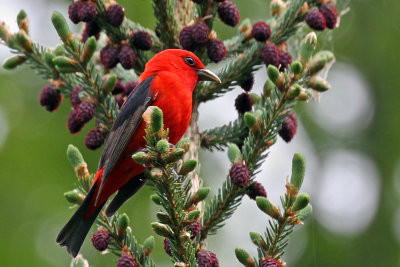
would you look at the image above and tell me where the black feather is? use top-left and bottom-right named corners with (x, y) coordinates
top-left (96, 76), bottom-right (156, 203)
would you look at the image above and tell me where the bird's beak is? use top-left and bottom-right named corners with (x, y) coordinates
top-left (197, 68), bottom-right (221, 83)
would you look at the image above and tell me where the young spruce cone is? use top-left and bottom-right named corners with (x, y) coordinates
top-left (91, 229), bottom-right (110, 251)
top-left (279, 51), bottom-right (292, 71)
top-left (197, 250), bottom-right (219, 267)
top-left (118, 45), bottom-right (136, 70)
top-left (230, 163), bottom-right (250, 188)
top-left (67, 109), bottom-right (84, 134)
top-left (82, 21), bottom-right (101, 42)
top-left (305, 9), bottom-right (326, 31)
top-left (70, 86), bottom-right (82, 108)
top-left (217, 1), bottom-right (240, 27)
top-left (179, 26), bottom-right (195, 51)
top-left (106, 4), bottom-right (125, 27)
top-left (78, 2), bottom-right (97, 22)
top-left (192, 21), bottom-right (210, 44)
top-left (247, 181), bottom-right (267, 200)
top-left (252, 22), bottom-right (271, 42)
top-left (100, 44), bottom-right (119, 69)
top-left (278, 112), bottom-right (297, 142)
top-left (239, 74), bottom-right (254, 92)
top-left (207, 38), bottom-right (226, 63)
top-left (261, 43), bottom-right (281, 67)
top-left (132, 31), bottom-right (152, 50)
top-left (319, 3), bottom-right (338, 29)
top-left (75, 101), bottom-right (95, 124)
top-left (85, 128), bottom-right (105, 150)
top-left (261, 258), bottom-right (281, 267)
top-left (163, 238), bottom-right (172, 256)
top-left (189, 221), bottom-right (201, 238)
top-left (68, 2), bottom-right (82, 24)
top-left (39, 84), bottom-right (62, 112)
top-left (117, 252), bottom-right (137, 267)
top-left (234, 92), bottom-right (254, 114)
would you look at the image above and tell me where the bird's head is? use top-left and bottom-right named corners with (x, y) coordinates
top-left (140, 49), bottom-right (221, 90)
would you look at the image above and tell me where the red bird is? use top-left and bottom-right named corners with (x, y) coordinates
top-left (57, 49), bottom-right (220, 257)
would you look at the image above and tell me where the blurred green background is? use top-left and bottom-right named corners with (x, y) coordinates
top-left (1, 0), bottom-right (400, 266)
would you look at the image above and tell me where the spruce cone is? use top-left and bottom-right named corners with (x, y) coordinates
top-left (91, 229), bottom-right (110, 251)
top-left (278, 112), bottom-right (297, 142)
top-left (230, 163), bottom-right (250, 188)
top-left (39, 84), bottom-right (62, 112)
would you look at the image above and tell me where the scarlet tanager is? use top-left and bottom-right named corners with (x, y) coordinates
top-left (56, 49), bottom-right (220, 257)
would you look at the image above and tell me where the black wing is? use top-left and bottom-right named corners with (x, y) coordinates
top-left (96, 75), bottom-right (155, 202)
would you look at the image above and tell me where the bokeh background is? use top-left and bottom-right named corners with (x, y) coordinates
top-left (1, 0), bottom-right (399, 266)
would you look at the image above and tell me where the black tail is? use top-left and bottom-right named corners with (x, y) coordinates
top-left (56, 185), bottom-right (104, 258)
top-left (105, 174), bottom-right (146, 217)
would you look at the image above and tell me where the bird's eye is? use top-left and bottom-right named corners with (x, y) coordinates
top-left (185, 57), bottom-right (195, 66)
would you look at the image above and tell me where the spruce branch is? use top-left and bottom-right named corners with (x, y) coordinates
top-left (200, 119), bottom-right (248, 151)
top-left (195, 0), bottom-right (308, 103)
top-left (153, 0), bottom-right (179, 48)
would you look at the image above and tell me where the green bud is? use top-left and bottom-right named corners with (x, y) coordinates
top-left (296, 89), bottom-right (311, 101)
top-left (308, 51), bottom-right (334, 76)
top-left (300, 32), bottom-right (317, 63)
top-left (263, 79), bottom-right (275, 98)
top-left (3, 56), bottom-right (26, 70)
top-left (296, 203), bottom-right (312, 221)
top-left (82, 36), bottom-right (97, 63)
top-left (292, 193), bottom-right (310, 212)
top-left (244, 112), bottom-right (257, 129)
top-left (179, 159), bottom-right (197, 175)
top-left (176, 137), bottom-right (190, 152)
top-left (290, 61), bottom-right (303, 75)
top-left (17, 10), bottom-right (29, 33)
top-left (308, 77), bottom-right (330, 92)
top-left (51, 11), bottom-right (70, 42)
top-left (143, 236), bottom-right (155, 256)
top-left (156, 139), bottom-right (170, 153)
top-left (287, 83), bottom-right (301, 99)
top-left (256, 196), bottom-right (281, 220)
top-left (150, 168), bottom-right (163, 179)
top-left (102, 74), bottom-right (117, 94)
top-left (156, 212), bottom-right (171, 224)
top-left (267, 65), bottom-right (280, 84)
top-left (118, 213), bottom-right (130, 231)
top-left (71, 254), bottom-right (89, 267)
top-left (67, 144), bottom-right (85, 168)
top-left (179, 231), bottom-right (191, 243)
top-left (185, 210), bottom-right (201, 222)
top-left (228, 143), bottom-right (242, 164)
top-left (151, 106), bottom-right (163, 133)
top-left (290, 152), bottom-right (305, 190)
top-left (44, 52), bottom-right (55, 68)
top-left (249, 93), bottom-right (260, 105)
top-left (132, 151), bottom-right (153, 165)
top-left (254, 109), bottom-right (264, 118)
top-left (53, 56), bottom-right (78, 69)
top-left (17, 10), bottom-right (27, 26)
top-left (235, 248), bottom-right (255, 267)
top-left (0, 22), bottom-right (11, 43)
top-left (151, 222), bottom-right (173, 237)
top-left (249, 232), bottom-right (267, 249)
top-left (167, 148), bottom-right (185, 162)
top-left (191, 187), bottom-right (210, 204)
top-left (64, 190), bottom-right (84, 205)
top-left (15, 31), bottom-right (32, 52)
top-left (239, 18), bottom-right (251, 35)
top-left (54, 45), bottom-right (65, 56)
top-left (150, 194), bottom-right (162, 205)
